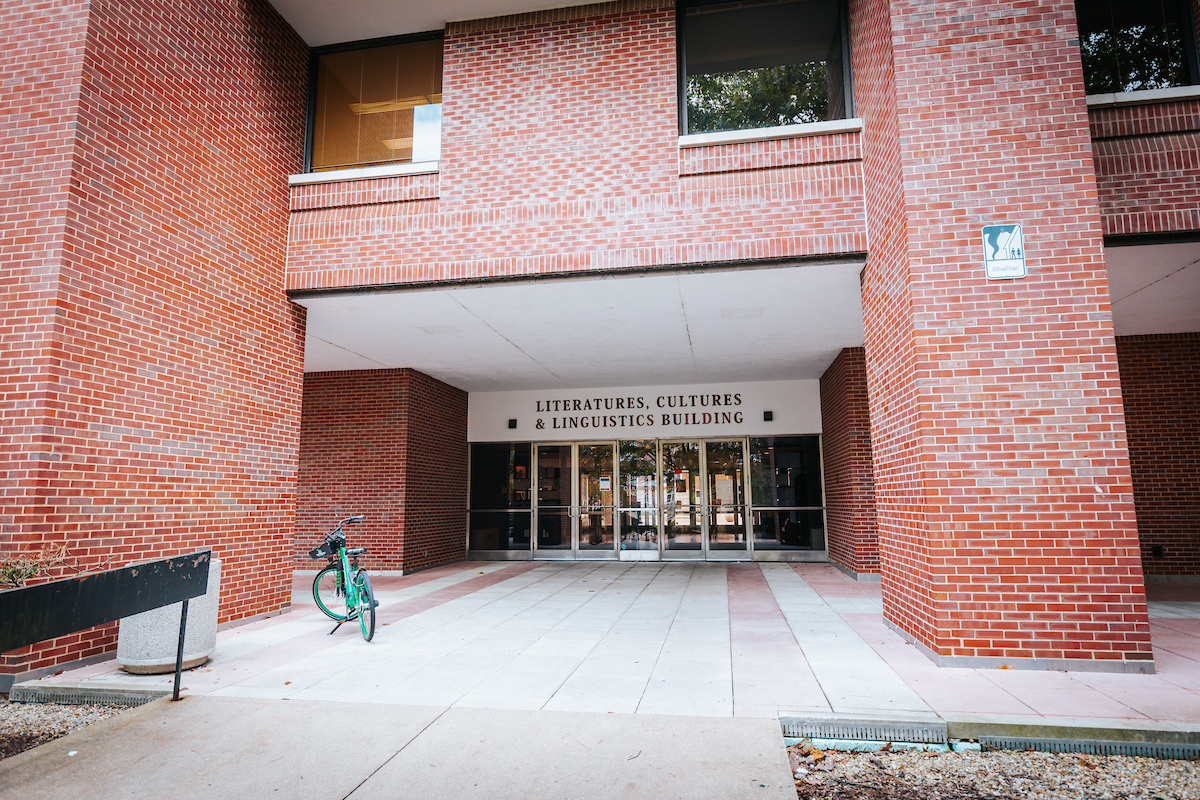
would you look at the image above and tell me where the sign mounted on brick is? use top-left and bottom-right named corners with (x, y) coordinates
top-left (982, 224), bottom-right (1026, 279)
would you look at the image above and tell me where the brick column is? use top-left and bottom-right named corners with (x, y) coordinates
top-left (820, 348), bottom-right (879, 578)
top-left (297, 369), bottom-right (467, 572)
top-left (0, 0), bottom-right (307, 680)
top-left (850, 0), bottom-right (1152, 670)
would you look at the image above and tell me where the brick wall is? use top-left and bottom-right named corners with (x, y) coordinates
top-left (402, 371), bottom-right (470, 571)
top-left (285, 0), bottom-right (867, 292)
top-left (854, 0), bottom-right (1151, 666)
top-left (297, 369), bottom-right (467, 571)
top-left (1117, 333), bottom-right (1200, 578)
top-left (820, 348), bottom-right (878, 577)
top-left (0, 0), bottom-right (307, 678)
top-left (1091, 100), bottom-right (1200, 237)
top-left (0, 0), bottom-right (94, 673)
top-left (848, 0), bottom-right (937, 649)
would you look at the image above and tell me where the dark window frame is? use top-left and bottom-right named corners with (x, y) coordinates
top-left (304, 30), bottom-right (445, 174)
top-left (677, 0), bottom-right (854, 136)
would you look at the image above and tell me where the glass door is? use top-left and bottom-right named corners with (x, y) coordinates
top-left (534, 444), bottom-right (573, 559)
top-left (618, 440), bottom-right (659, 560)
top-left (705, 440), bottom-right (749, 559)
top-left (662, 441), bottom-right (703, 559)
top-left (577, 443), bottom-right (617, 559)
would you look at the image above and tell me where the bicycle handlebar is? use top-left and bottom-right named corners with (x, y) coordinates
top-left (321, 514), bottom-right (366, 544)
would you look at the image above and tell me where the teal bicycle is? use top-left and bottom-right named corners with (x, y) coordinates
top-left (309, 515), bottom-right (375, 641)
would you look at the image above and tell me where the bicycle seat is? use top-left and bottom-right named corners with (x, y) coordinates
top-left (345, 547), bottom-right (367, 556)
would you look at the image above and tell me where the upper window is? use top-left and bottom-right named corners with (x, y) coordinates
top-left (1076, 0), bottom-right (1199, 94)
top-left (679, 0), bottom-right (850, 135)
top-left (308, 35), bottom-right (443, 173)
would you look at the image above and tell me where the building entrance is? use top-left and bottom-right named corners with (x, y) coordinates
top-left (468, 437), bottom-right (826, 562)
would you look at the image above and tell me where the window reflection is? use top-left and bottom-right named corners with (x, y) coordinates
top-left (1075, 0), bottom-right (1198, 94)
top-left (748, 436), bottom-right (824, 551)
top-left (311, 36), bottom-right (443, 172)
top-left (682, 0), bottom-right (849, 134)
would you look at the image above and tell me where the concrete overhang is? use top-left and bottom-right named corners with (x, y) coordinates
top-left (268, 0), bottom-right (589, 46)
top-left (292, 260), bottom-right (868, 392)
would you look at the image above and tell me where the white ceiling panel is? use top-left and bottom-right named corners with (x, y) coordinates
top-left (268, 0), bottom-right (585, 46)
top-left (294, 261), bottom-right (867, 391)
top-left (1105, 241), bottom-right (1200, 336)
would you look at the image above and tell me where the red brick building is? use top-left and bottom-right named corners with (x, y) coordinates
top-left (2, 0), bottom-right (1197, 686)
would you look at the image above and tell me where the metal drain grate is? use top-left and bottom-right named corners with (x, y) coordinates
top-left (9, 685), bottom-right (167, 707)
top-left (781, 717), bottom-right (948, 745)
top-left (982, 736), bottom-right (1200, 760)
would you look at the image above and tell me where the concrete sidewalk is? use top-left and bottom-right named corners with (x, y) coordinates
top-left (3, 562), bottom-right (1199, 796)
top-left (15, 561), bottom-right (1200, 725)
top-left (0, 696), bottom-right (795, 799)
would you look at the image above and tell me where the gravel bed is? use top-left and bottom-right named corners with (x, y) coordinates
top-left (0, 697), bottom-right (128, 761)
top-left (790, 740), bottom-right (1200, 800)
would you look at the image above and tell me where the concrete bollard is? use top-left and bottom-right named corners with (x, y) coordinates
top-left (116, 556), bottom-right (220, 674)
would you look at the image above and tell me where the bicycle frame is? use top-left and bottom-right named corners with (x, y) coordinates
top-left (311, 515), bottom-right (374, 640)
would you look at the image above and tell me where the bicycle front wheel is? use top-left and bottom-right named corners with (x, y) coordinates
top-left (354, 569), bottom-right (375, 642)
top-left (313, 564), bottom-right (349, 621)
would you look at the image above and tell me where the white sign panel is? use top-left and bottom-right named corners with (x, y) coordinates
top-left (468, 380), bottom-right (821, 442)
top-left (982, 224), bottom-right (1026, 279)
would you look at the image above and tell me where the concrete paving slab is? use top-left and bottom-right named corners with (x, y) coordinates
top-left (14, 561), bottom-right (1200, 743)
top-left (0, 696), bottom-right (445, 800)
top-left (346, 706), bottom-right (794, 800)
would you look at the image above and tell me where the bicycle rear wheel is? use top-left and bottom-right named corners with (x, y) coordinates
top-left (313, 564), bottom-right (349, 621)
top-left (354, 569), bottom-right (375, 642)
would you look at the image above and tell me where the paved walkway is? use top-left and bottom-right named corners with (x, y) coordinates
top-left (17, 561), bottom-right (1200, 727)
top-left (5, 562), bottom-right (1198, 799)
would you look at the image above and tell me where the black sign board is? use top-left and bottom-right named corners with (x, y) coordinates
top-left (0, 550), bottom-right (211, 654)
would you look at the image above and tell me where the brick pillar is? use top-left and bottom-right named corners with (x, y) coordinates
top-left (297, 369), bottom-right (467, 572)
top-left (820, 348), bottom-right (879, 578)
top-left (850, 0), bottom-right (1152, 670)
top-left (0, 0), bottom-right (307, 681)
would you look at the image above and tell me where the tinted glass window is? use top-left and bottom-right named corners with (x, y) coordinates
top-left (1076, 0), bottom-right (1198, 93)
top-left (469, 442), bottom-right (531, 510)
top-left (682, 0), bottom-right (848, 134)
top-left (311, 37), bottom-right (443, 172)
top-left (748, 436), bottom-right (822, 507)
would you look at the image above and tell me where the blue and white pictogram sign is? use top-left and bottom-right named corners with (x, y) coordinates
top-left (982, 224), bottom-right (1026, 279)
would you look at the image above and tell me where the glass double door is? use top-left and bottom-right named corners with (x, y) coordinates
top-left (533, 439), bottom-right (749, 561)
top-left (534, 443), bottom-right (617, 559)
top-left (649, 440), bottom-right (748, 561)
